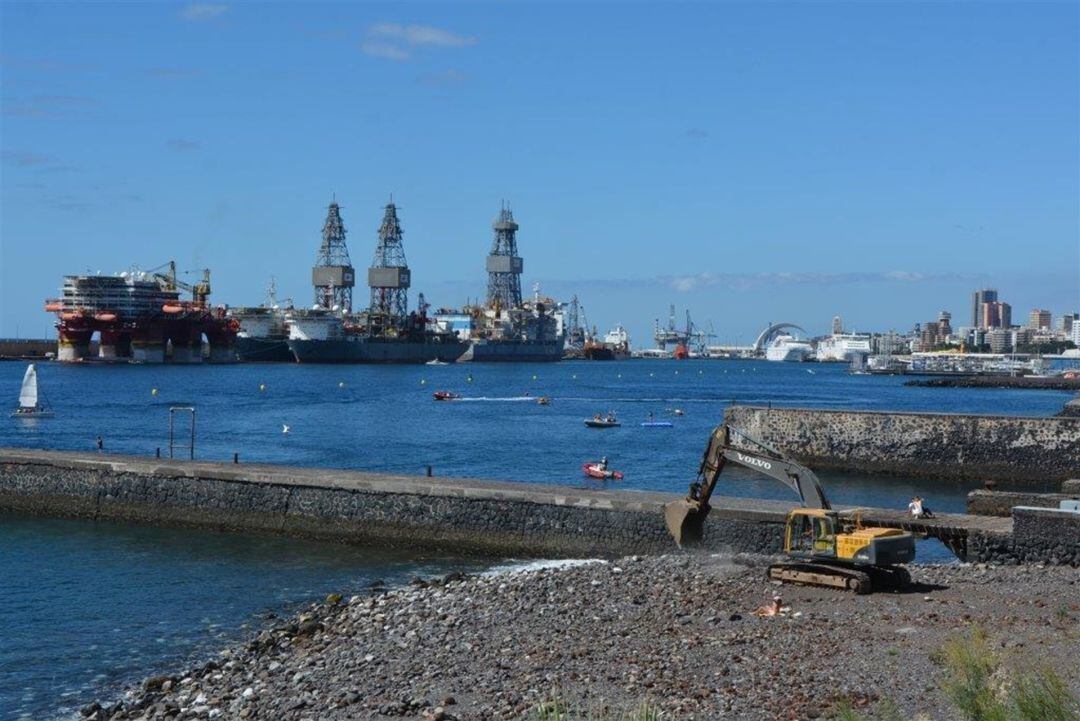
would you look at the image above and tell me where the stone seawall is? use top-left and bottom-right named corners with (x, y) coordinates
top-left (0, 449), bottom-right (787, 558)
top-left (3, 448), bottom-right (1075, 566)
top-left (724, 406), bottom-right (1080, 484)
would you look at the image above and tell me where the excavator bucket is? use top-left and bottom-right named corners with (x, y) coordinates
top-left (664, 499), bottom-right (710, 547)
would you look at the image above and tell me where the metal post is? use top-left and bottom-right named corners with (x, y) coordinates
top-left (426, 465), bottom-right (433, 477)
top-left (156, 447), bottom-right (161, 459)
top-left (233, 452), bottom-right (239, 464)
top-left (168, 407), bottom-right (196, 461)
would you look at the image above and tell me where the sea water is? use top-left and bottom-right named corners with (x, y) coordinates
top-left (0, 359), bottom-right (1072, 718)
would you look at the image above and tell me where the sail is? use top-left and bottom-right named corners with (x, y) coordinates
top-left (19, 364), bottom-right (38, 408)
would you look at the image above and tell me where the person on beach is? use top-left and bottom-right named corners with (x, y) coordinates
top-left (918, 496), bottom-right (935, 518)
top-left (95, 436), bottom-right (103, 453)
top-left (753, 595), bottom-right (784, 617)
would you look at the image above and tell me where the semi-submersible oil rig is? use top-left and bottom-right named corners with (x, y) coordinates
top-left (44, 262), bottom-right (236, 363)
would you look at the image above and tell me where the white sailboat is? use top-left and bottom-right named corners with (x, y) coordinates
top-left (11, 364), bottom-right (54, 418)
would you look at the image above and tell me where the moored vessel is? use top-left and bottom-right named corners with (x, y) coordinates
top-left (765, 334), bottom-right (813, 362)
top-left (584, 325), bottom-right (631, 360)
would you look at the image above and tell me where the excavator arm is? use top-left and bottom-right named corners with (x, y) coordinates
top-left (665, 424), bottom-right (831, 547)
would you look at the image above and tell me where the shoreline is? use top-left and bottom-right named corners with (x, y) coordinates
top-left (79, 552), bottom-right (1080, 721)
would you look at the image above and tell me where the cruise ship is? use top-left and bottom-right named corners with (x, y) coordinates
top-left (815, 333), bottom-right (873, 362)
top-left (765, 334), bottom-right (813, 362)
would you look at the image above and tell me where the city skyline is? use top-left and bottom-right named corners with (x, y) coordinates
top-left (2, 1), bottom-right (1078, 345)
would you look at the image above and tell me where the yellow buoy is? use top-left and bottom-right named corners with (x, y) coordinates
top-left (259, 383), bottom-right (266, 392)
top-left (151, 388), bottom-right (158, 396)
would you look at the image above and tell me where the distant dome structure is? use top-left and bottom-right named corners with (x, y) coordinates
top-left (753, 322), bottom-right (808, 353)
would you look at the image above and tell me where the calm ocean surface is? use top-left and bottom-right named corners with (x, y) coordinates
top-left (1, 358), bottom-right (1073, 719)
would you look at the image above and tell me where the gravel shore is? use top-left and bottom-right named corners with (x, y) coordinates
top-left (83, 554), bottom-right (1079, 721)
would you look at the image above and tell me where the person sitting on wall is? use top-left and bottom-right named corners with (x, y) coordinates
top-left (908, 497), bottom-right (923, 518)
top-left (917, 496), bottom-right (935, 518)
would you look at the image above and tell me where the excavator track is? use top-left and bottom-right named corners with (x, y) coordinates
top-left (767, 561), bottom-right (873, 594)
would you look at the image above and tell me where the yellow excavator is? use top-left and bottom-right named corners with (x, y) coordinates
top-left (665, 425), bottom-right (915, 593)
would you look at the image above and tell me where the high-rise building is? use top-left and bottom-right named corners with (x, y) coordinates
top-left (937, 310), bottom-right (952, 338)
top-left (981, 300), bottom-right (1011, 329)
top-left (1028, 309), bottom-right (1052, 331)
top-left (972, 289), bottom-right (997, 328)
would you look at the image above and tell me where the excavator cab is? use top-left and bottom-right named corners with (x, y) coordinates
top-left (785, 509), bottom-right (838, 558)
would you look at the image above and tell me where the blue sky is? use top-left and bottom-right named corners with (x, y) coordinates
top-left (1, 1), bottom-right (1077, 344)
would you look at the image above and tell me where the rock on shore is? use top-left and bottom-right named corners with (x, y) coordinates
top-left (86, 554), bottom-right (1079, 721)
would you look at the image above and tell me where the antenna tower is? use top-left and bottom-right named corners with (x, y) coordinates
top-left (368, 202), bottom-right (411, 321)
top-left (312, 201), bottom-right (355, 311)
top-left (486, 204), bottom-right (523, 311)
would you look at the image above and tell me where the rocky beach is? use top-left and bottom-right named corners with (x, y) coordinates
top-left (82, 553), bottom-right (1079, 721)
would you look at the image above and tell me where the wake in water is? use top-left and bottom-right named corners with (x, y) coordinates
top-left (450, 396), bottom-right (537, 402)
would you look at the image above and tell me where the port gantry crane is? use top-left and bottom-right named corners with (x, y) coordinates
top-left (665, 425), bottom-right (915, 593)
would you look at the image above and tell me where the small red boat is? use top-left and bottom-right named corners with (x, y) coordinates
top-left (582, 461), bottom-right (623, 480)
top-left (433, 390), bottom-right (461, 401)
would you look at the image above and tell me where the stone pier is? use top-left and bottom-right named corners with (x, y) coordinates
top-left (2, 448), bottom-right (1074, 564)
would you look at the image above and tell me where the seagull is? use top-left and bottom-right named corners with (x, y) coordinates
top-left (282, 424), bottom-right (291, 434)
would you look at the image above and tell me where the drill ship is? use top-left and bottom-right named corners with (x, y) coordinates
top-left (435, 206), bottom-right (565, 363)
top-left (286, 201), bottom-right (467, 364)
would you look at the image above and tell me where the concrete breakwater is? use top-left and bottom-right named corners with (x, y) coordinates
top-left (0, 448), bottom-right (1074, 565)
top-left (0, 448), bottom-right (786, 558)
top-left (724, 405), bottom-right (1080, 484)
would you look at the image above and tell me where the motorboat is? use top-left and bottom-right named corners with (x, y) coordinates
top-left (11, 364), bottom-right (54, 418)
top-left (432, 390), bottom-right (460, 401)
top-left (537, 396), bottom-right (551, 406)
top-left (585, 414), bottom-right (620, 428)
top-left (582, 461), bottom-right (623, 480)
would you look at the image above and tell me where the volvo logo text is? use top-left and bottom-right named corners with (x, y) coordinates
top-left (737, 452), bottom-right (771, 470)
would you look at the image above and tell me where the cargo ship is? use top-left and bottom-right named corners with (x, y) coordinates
top-left (44, 262), bottom-right (236, 363)
top-left (583, 325), bottom-right (630, 360)
top-left (230, 306), bottom-right (292, 362)
top-left (228, 280), bottom-right (292, 362)
top-left (287, 307), bottom-right (467, 363)
top-left (285, 201), bottom-right (469, 364)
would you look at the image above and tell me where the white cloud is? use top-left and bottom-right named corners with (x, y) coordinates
top-left (360, 41), bottom-right (411, 61)
top-left (180, 3), bottom-right (229, 21)
top-left (361, 22), bottom-right (476, 61)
